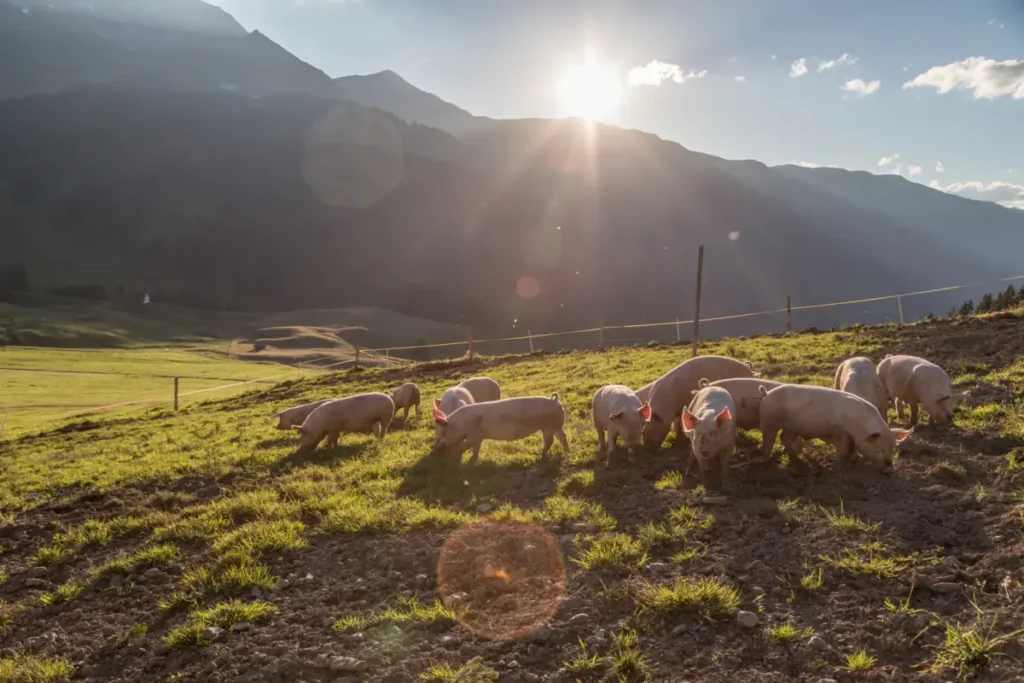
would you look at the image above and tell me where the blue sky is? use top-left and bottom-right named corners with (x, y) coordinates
top-left (207, 0), bottom-right (1024, 208)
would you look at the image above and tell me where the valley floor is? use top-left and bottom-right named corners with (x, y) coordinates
top-left (0, 315), bottom-right (1023, 682)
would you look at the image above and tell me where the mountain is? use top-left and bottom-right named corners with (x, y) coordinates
top-left (336, 70), bottom-right (494, 138)
top-left (0, 0), bottom-right (340, 100)
top-left (3, 86), bottom-right (1023, 339)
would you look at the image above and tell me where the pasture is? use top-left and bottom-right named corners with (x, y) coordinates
top-left (0, 315), bottom-right (1022, 682)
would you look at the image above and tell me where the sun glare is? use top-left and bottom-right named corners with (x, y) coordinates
top-left (558, 62), bottom-right (623, 120)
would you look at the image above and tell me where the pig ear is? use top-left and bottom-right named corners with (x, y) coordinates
top-left (432, 406), bottom-right (448, 426)
top-left (639, 403), bottom-right (651, 421)
top-left (952, 391), bottom-right (970, 403)
top-left (290, 425), bottom-right (303, 432)
top-left (433, 398), bottom-right (441, 409)
top-left (715, 407), bottom-right (732, 428)
top-left (891, 427), bottom-right (914, 442)
top-left (609, 411), bottom-right (625, 422)
top-left (681, 408), bottom-right (697, 432)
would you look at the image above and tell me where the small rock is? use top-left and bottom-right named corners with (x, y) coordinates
top-left (415, 574), bottom-right (429, 585)
top-left (671, 624), bottom-right (687, 636)
top-left (476, 503), bottom-right (493, 513)
top-left (930, 582), bottom-right (960, 595)
top-left (329, 657), bottom-right (366, 673)
top-left (568, 613), bottom-right (589, 625)
top-left (25, 578), bottom-right (51, 588)
top-left (702, 495), bottom-right (730, 506)
top-left (143, 567), bottom-right (163, 580)
top-left (736, 611), bottom-right (759, 629)
top-left (201, 626), bottom-right (225, 641)
top-left (647, 562), bottom-right (667, 569)
top-left (388, 570), bottom-right (402, 581)
top-left (135, 574), bottom-right (148, 584)
top-left (808, 635), bottom-right (828, 651)
top-left (27, 566), bottom-right (48, 578)
top-left (231, 622), bottom-right (253, 632)
top-left (522, 674), bottom-right (540, 683)
top-left (107, 574), bottom-right (123, 588)
top-left (530, 625), bottom-right (552, 642)
top-left (304, 573), bottom-right (314, 581)
top-left (571, 522), bottom-right (593, 532)
top-left (506, 660), bottom-right (520, 669)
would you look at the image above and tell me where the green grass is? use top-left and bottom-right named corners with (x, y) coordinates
top-left (821, 543), bottom-right (916, 578)
top-left (419, 657), bottom-right (497, 682)
top-left (926, 609), bottom-right (1024, 680)
top-left (839, 650), bottom-right (877, 671)
top-left (0, 653), bottom-right (74, 682)
top-left (637, 577), bottom-right (740, 621)
top-left (769, 623), bottom-right (813, 644)
top-left (820, 501), bottom-right (881, 533)
top-left (98, 543), bottom-right (178, 576)
top-left (163, 599), bottom-right (279, 648)
top-left (668, 505), bottom-right (715, 532)
top-left (800, 568), bottom-right (824, 591)
top-left (38, 580), bottom-right (83, 607)
top-left (609, 628), bottom-right (651, 682)
top-left (653, 471), bottom-right (685, 491)
top-left (334, 597), bottom-right (458, 634)
top-left (573, 533), bottom-right (647, 570)
top-left (883, 587), bottom-right (922, 615)
top-left (564, 638), bottom-right (604, 678)
top-left (670, 546), bottom-right (707, 564)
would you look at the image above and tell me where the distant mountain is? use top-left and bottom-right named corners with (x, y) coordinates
top-left (336, 70), bottom-right (493, 138)
top-left (0, 0), bottom-right (339, 100)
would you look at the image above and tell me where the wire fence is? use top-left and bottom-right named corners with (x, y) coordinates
top-left (2, 270), bottom-right (1022, 439)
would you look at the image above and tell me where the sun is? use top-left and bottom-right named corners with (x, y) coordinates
top-left (558, 62), bottom-right (623, 120)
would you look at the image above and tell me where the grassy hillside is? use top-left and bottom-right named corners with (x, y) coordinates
top-left (0, 316), bottom-right (1022, 681)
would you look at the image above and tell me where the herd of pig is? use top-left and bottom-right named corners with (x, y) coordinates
top-left (270, 353), bottom-right (968, 490)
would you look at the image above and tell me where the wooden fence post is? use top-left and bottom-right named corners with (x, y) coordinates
top-left (528, 329), bottom-right (534, 353)
top-left (467, 326), bottom-right (474, 360)
top-left (599, 319), bottom-right (604, 350)
top-left (786, 295), bottom-right (792, 332)
top-left (691, 245), bottom-right (704, 358)
top-left (354, 345), bottom-right (360, 369)
top-left (174, 377), bottom-right (179, 411)
top-left (897, 295), bottom-right (905, 325)
top-left (676, 318), bottom-right (681, 342)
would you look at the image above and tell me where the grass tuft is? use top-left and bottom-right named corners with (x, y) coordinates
top-left (0, 653), bottom-right (74, 682)
top-left (573, 533), bottom-right (647, 570)
top-left (163, 599), bottom-right (278, 648)
top-left (926, 606), bottom-right (1024, 680)
top-left (563, 638), bottom-right (603, 678)
top-left (670, 546), bottom-right (707, 564)
top-left (332, 615), bottom-right (367, 634)
top-left (419, 657), bottom-right (497, 682)
top-left (800, 568), bottom-right (824, 591)
top-left (334, 597), bottom-right (457, 635)
top-left (821, 543), bottom-right (915, 578)
top-left (668, 505), bottom-right (714, 531)
top-left (820, 501), bottom-right (881, 533)
top-left (654, 471), bottom-right (685, 491)
top-left (769, 623), bottom-right (813, 644)
top-left (38, 580), bottom-right (83, 607)
top-left (839, 650), bottom-right (876, 671)
top-left (638, 576), bottom-right (740, 621)
top-left (98, 543), bottom-right (178, 576)
top-left (609, 628), bottom-right (651, 682)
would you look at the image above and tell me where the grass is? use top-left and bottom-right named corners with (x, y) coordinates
top-left (653, 471), bottom-right (685, 491)
top-left (164, 599), bottom-right (279, 648)
top-left (573, 533), bottom-right (647, 570)
top-left (839, 650), bottom-right (877, 671)
top-left (637, 577), bottom-right (740, 621)
top-left (926, 607), bottom-right (1024, 680)
top-left (38, 580), bottom-right (83, 607)
top-left (334, 597), bottom-right (457, 634)
top-left (564, 639), bottom-right (604, 678)
top-left (670, 546), bottom-right (707, 564)
top-left (99, 543), bottom-right (178, 576)
top-left (800, 568), bottom-right (824, 591)
top-left (821, 543), bottom-right (916, 578)
top-left (820, 501), bottom-right (881, 533)
top-left (883, 587), bottom-right (922, 615)
top-left (667, 505), bottom-right (715, 532)
top-left (769, 623), bottom-right (813, 644)
top-left (0, 653), bottom-right (74, 682)
top-left (608, 628), bottom-right (651, 682)
top-left (419, 657), bottom-right (497, 682)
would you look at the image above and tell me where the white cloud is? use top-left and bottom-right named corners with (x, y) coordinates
top-left (903, 57), bottom-right (1024, 100)
top-left (878, 154), bottom-right (900, 167)
top-left (908, 165), bottom-right (923, 176)
top-left (929, 179), bottom-right (1024, 209)
top-left (841, 78), bottom-right (881, 95)
top-left (935, 161), bottom-right (945, 173)
top-left (817, 53), bottom-right (857, 72)
top-left (771, 54), bottom-right (778, 61)
top-left (793, 161), bottom-right (839, 168)
top-left (734, 76), bottom-right (747, 83)
top-left (790, 58), bottom-right (808, 77)
top-left (628, 61), bottom-right (706, 87)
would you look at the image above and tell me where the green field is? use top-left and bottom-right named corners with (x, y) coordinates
top-left (0, 315), bottom-right (1022, 682)
top-left (0, 346), bottom-right (312, 437)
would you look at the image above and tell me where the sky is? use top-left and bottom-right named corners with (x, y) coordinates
top-left (206, 0), bottom-right (1024, 208)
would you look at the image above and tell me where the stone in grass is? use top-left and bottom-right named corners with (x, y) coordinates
top-left (143, 567), bottom-right (164, 580)
top-left (568, 613), bottom-right (590, 625)
top-left (201, 626), bottom-right (225, 641)
top-left (231, 622), bottom-right (253, 633)
top-left (329, 656), bottom-right (367, 672)
top-left (701, 495), bottom-right (730, 507)
top-left (736, 611), bottom-right (759, 629)
top-left (25, 578), bottom-right (52, 589)
top-left (808, 635), bottom-right (828, 651)
top-left (28, 566), bottom-right (48, 578)
top-left (530, 625), bottom-right (553, 642)
top-left (476, 503), bottom-right (493, 513)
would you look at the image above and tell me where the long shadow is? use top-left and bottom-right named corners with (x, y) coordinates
top-left (274, 441), bottom-right (373, 471)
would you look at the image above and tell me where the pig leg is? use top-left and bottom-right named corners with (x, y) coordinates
top-left (541, 431), bottom-right (555, 458)
top-left (403, 406), bottom-right (410, 420)
top-left (895, 397), bottom-right (905, 422)
top-left (761, 424), bottom-right (780, 460)
top-left (556, 428), bottom-right (569, 454)
top-left (780, 429), bottom-right (801, 456)
top-left (413, 402), bottom-right (420, 419)
top-left (595, 422), bottom-right (607, 452)
top-left (326, 430), bottom-right (340, 449)
top-left (908, 401), bottom-right (919, 428)
top-left (831, 432), bottom-right (854, 462)
top-left (467, 440), bottom-right (483, 464)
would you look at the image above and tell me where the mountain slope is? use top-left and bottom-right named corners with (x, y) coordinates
top-left (10, 0), bottom-right (246, 37)
top-left (336, 70), bottom-right (493, 138)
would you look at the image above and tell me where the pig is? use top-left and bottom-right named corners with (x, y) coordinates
top-left (270, 399), bottom-right (333, 430)
top-left (641, 356), bottom-right (757, 449)
top-left (699, 378), bottom-right (784, 431)
top-left (432, 393), bottom-right (568, 464)
top-left (681, 387), bottom-right (736, 491)
top-left (457, 377), bottom-right (502, 403)
top-left (759, 384), bottom-right (913, 472)
top-left (834, 357), bottom-right (887, 416)
top-left (391, 382), bottom-right (421, 420)
top-left (591, 385), bottom-right (652, 467)
top-left (292, 392), bottom-right (394, 451)
top-left (432, 386), bottom-right (476, 449)
top-left (877, 355), bottom-right (969, 427)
